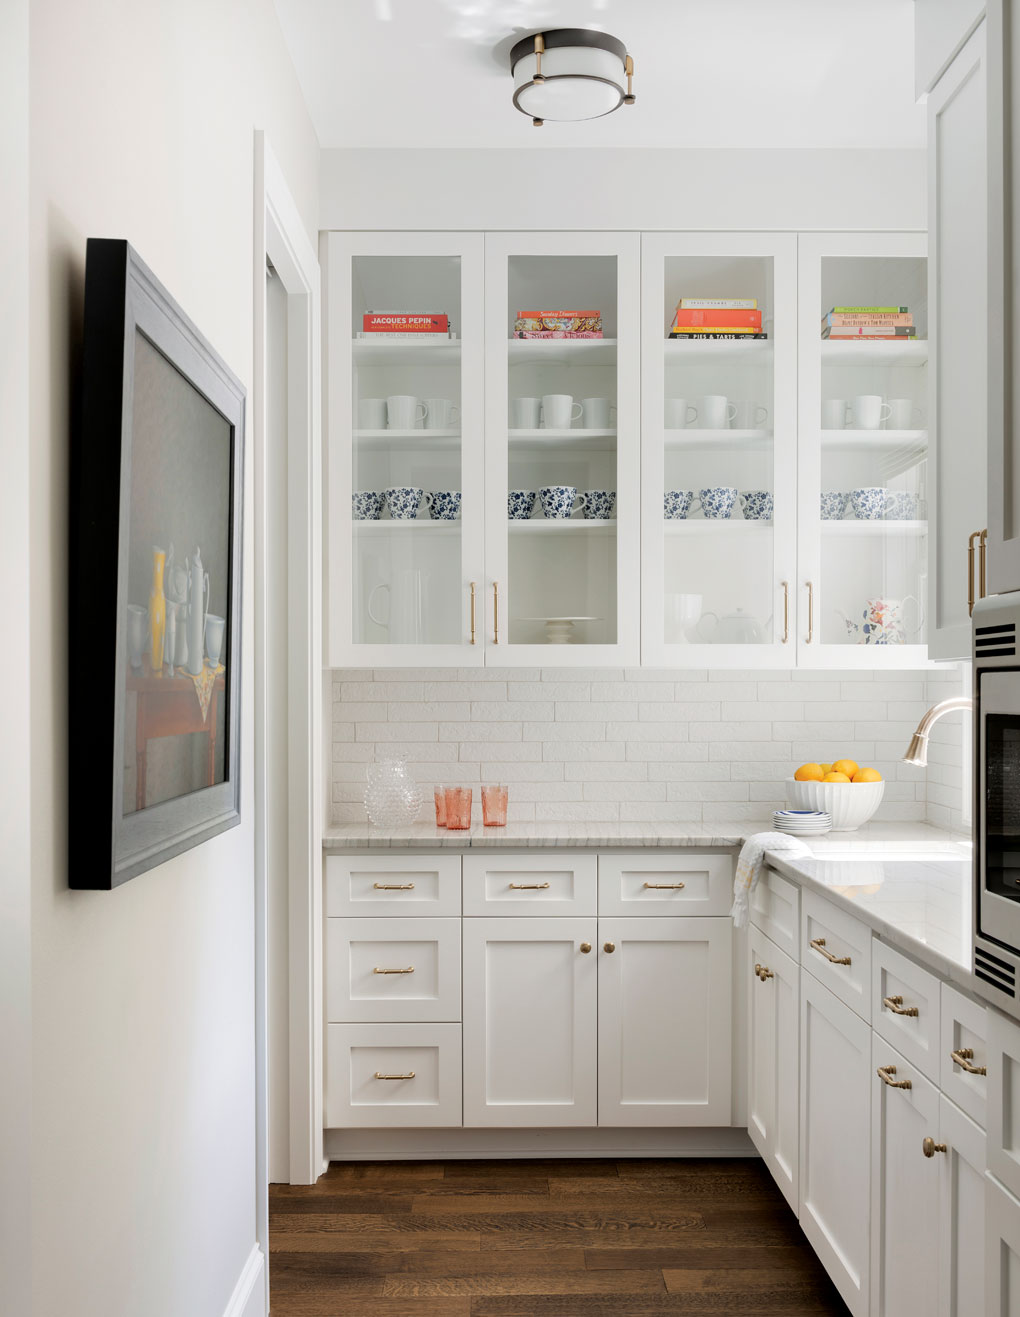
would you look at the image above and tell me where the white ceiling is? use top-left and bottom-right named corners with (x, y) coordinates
top-left (273, 0), bottom-right (925, 150)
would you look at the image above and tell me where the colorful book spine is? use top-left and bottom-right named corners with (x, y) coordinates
top-left (363, 313), bottom-right (449, 332)
top-left (828, 305), bottom-right (909, 313)
top-left (822, 326), bottom-right (917, 338)
top-left (668, 331), bottom-right (769, 341)
top-left (673, 308), bottom-right (762, 329)
top-left (676, 297), bottom-right (758, 309)
top-left (515, 311), bottom-right (602, 334)
top-left (669, 325), bottom-right (763, 335)
top-left (823, 313), bottom-right (913, 327)
top-left (356, 331), bottom-right (453, 341)
top-left (514, 330), bottom-right (603, 339)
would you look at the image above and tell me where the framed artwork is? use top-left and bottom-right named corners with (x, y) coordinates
top-left (70, 239), bottom-right (245, 888)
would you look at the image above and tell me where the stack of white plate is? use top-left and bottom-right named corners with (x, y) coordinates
top-left (773, 809), bottom-right (831, 836)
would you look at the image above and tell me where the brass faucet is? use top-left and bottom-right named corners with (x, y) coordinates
top-left (902, 697), bottom-right (973, 767)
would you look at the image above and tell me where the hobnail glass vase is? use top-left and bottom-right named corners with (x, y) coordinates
top-left (363, 758), bottom-right (423, 827)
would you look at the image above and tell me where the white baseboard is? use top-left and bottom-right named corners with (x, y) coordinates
top-left (324, 1126), bottom-right (756, 1162)
top-left (222, 1244), bottom-right (265, 1317)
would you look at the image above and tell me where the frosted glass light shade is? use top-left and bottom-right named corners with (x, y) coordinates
top-left (513, 46), bottom-right (625, 121)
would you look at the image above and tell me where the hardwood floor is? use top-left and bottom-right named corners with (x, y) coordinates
top-left (269, 1158), bottom-right (850, 1315)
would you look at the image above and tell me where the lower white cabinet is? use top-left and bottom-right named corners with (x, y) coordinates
top-left (799, 971), bottom-right (871, 1317)
top-left (325, 1023), bottom-right (463, 1128)
top-left (462, 916), bottom-right (598, 1127)
top-left (747, 925), bottom-right (799, 1212)
top-left (597, 917), bottom-right (732, 1127)
top-left (986, 1172), bottom-right (1020, 1317)
top-left (988, 1007), bottom-right (1020, 1203)
top-left (938, 1093), bottom-right (986, 1317)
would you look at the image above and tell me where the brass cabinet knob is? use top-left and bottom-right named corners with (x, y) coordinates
top-left (603, 942), bottom-right (616, 954)
top-left (922, 1137), bottom-right (947, 1158)
top-left (580, 942), bottom-right (592, 954)
top-left (755, 963), bottom-right (774, 982)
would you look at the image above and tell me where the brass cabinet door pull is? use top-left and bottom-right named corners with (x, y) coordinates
top-left (373, 966), bottom-right (415, 974)
top-left (755, 963), bottom-right (774, 982)
top-left (922, 1136), bottom-right (947, 1158)
top-left (603, 942), bottom-right (616, 953)
top-left (509, 881), bottom-right (550, 890)
top-left (470, 581), bottom-right (477, 644)
top-left (950, 1047), bottom-right (987, 1075)
top-left (810, 936), bottom-right (851, 966)
top-left (643, 881), bottom-right (685, 890)
top-left (968, 531), bottom-right (981, 616)
top-left (493, 581), bottom-right (500, 643)
top-left (580, 942), bottom-right (592, 954)
top-left (883, 994), bottom-right (919, 1017)
top-left (806, 581), bottom-right (814, 643)
top-left (373, 882), bottom-right (415, 890)
top-left (374, 1071), bottom-right (415, 1080)
top-left (979, 528), bottom-right (988, 599)
top-left (781, 580), bottom-right (790, 644)
top-left (877, 1064), bottom-right (912, 1090)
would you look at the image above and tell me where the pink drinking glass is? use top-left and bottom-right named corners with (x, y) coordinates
top-left (444, 786), bottom-right (472, 830)
top-left (482, 784), bottom-right (508, 827)
top-left (433, 785), bottom-right (447, 827)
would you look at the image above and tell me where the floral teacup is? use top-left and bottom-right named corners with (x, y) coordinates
top-left (581, 490), bottom-right (616, 520)
top-left (884, 490), bottom-right (919, 521)
top-left (384, 486), bottom-right (424, 520)
top-left (820, 491), bottom-right (849, 520)
top-left (739, 490), bottom-right (773, 521)
top-left (539, 485), bottom-right (582, 519)
top-left (352, 490), bottom-right (384, 521)
top-left (849, 486), bottom-right (887, 521)
top-left (508, 490), bottom-right (536, 520)
top-left (425, 490), bottom-right (462, 520)
top-left (699, 487), bottom-right (738, 520)
top-left (664, 490), bottom-right (699, 520)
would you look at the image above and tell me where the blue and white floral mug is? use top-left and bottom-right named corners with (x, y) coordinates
top-left (849, 486), bottom-right (887, 521)
top-left (664, 490), bottom-right (699, 520)
top-left (425, 490), bottom-right (462, 521)
top-left (884, 490), bottom-right (919, 521)
top-left (699, 487), bottom-right (738, 520)
top-left (820, 491), bottom-right (849, 520)
top-left (507, 490), bottom-right (536, 520)
top-left (581, 490), bottom-right (616, 520)
top-left (539, 485), bottom-right (582, 519)
top-left (739, 490), bottom-right (773, 521)
top-left (352, 490), bottom-right (384, 520)
top-left (384, 486), bottom-right (424, 520)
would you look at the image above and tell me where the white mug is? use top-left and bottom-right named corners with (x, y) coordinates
top-left (358, 398), bottom-right (387, 429)
top-left (665, 593), bottom-right (703, 644)
top-left (886, 398), bottom-right (924, 429)
top-left (697, 395), bottom-right (737, 429)
top-left (424, 398), bottom-right (460, 430)
top-left (732, 400), bottom-right (769, 430)
top-left (541, 394), bottom-right (584, 429)
top-left (581, 397), bottom-right (616, 428)
top-left (386, 395), bottom-right (428, 429)
top-left (509, 397), bottom-right (542, 429)
top-left (665, 398), bottom-right (698, 429)
top-left (822, 399), bottom-right (850, 430)
top-left (851, 394), bottom-right (892, 430)
top-left (368, 570), bottom-right (426, 644)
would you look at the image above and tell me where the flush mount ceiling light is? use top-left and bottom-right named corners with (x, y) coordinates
top-left (509, 28), bottom-right (635, 127)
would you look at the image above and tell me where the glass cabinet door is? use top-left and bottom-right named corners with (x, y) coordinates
top-left (484, 233), bottom-right (640, 665)
top-left (326, 233), bottom-right (484, 665)
top-left (641, 233), bottom-right (798, 667)
top-left (798, 234), bottom-right (929, 667)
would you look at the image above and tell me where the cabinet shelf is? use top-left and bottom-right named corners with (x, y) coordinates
top-left (820, 339), bottom-right (928, 367)
top-left (820, 428), bottom-right (927, 453)
top-left (666, 428), bottom-right (772, 452)
top-left (507, 338), bottom-right (618, 366)
top-left (353, 519), bottom-right (462, 534)
top-left (353, 339), bottom-right (461, 366)
top-left (509, 427), bottom-right (617, 453)
top-left (508, 519), bottom-right (618, 534)
top-left (664, 338), bottom-right (773, 365)
top-left (663, 519), bottom-right (773, 533)
top-left (354, 428), bottom-right (461, 453)
top-left (821, 519), bottom-right (927, 536)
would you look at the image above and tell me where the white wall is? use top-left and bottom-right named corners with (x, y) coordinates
top-left (320, 147), bottom-right (927, 232)
top-left (28, 3), bottom-right (318, 1315)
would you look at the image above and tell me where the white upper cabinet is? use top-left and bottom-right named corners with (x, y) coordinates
top-left (928, 23), bottom-right (988, 659)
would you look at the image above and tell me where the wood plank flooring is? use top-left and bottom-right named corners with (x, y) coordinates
top-left (269, 1158), bottom-right (849, 1315)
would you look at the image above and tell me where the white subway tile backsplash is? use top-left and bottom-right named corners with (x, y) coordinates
top-left (340, 680), bottom-right (423, 701)
top-left (458, 741), bottom-right (543, 762)
top-left (425, 681), bottom-right (506, 702)
top-left (590, 681), bottom-right (674, 701)
top-left (508, 681), bottom-right (590, 701)
top-left (356, 722), bottom-right (437, 742)
top-left (545, 741), bottom-right (626, 762)
top-left (583, 782), bottom-right (667, 803)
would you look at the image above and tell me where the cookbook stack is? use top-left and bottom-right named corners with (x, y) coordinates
top-left (358, 312), bottom-right (456, 340)
top-left (820, 305), bottom-right (918, 340)
top-left (514, 310), bottom-right (603, 339)
top-left (668, 297), bottom-right (768, 341)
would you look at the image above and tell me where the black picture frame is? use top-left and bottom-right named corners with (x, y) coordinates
top-left (70, 239), bottom-right (245, 889)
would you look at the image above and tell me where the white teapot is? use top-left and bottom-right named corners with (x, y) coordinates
top-left (696, 607), bottom-right (771, 645)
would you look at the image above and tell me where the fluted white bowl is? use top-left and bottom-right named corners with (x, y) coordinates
top-left (785, 777), bottom-right (885, 831)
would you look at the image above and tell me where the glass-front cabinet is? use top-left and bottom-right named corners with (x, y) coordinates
top-left (797, 233), bottom-right (929, 667)
top-left (641, 234), bottom-right (797, 667)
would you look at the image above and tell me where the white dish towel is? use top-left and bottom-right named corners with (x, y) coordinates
top-left (731, 831), bottom-right (812, 928)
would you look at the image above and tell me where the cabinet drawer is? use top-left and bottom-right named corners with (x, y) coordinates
top-left (326, 917), bottom-right (461, 1023)
top-left (750, 866), bottom-right (800, 960)
top-left (802, 891), bottom-right (872, 1022)
top-left (463, 853), bottom-right (596, 916)
top-left (325, 1023), bottom-right (462, 1128)
top-left (988, 1007), bottom-right (1020, 1201)
top-left (325, 854), bottom-right (461, 918)
top-left (597, 851), bottom-right (732, 917)
top-left (940, 983), bottom-right (989, 1129)
top-left (871, 939), bottom-right (941, 1083)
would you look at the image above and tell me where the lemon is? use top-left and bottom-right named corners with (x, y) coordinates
top-left (819, 763), bottom-right (833, 775)
top-left (822, 771), bottom-right (851, 783)
top-left (832, 759), bottom-right (859, 779)
top-left (853, 767), bottom-right (882, 783)
top-left (794, 762), bottom-right (825, 782)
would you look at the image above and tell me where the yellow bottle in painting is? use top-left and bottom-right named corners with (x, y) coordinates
top-left (149, 546), bottom-right (166, 672)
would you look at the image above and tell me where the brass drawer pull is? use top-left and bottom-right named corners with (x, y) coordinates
top-left (979, 528), bottom-right (988, 599)
top-left (877, 1064), bottom-right (912, 1090)
top-left (883, 994), bottom-right (919, 1017)
top-left (810, 936), bottom-right (851, 966)
top-left (968, 530), bottom-right (981, 616)
top-left (643, 881), bottom-right (685, 890)
top-left (373, 882), bottom-right (415, 890)
top-left (373, 966), bottom-right (415, 975)
top-left (755, 963), bottom-right (774, 982)
top-left (922, 1137), bottom-right (947, 1158)
top-left (580, 942), bottom-right (592, 954)
top-left (950, 1047), bottom-right (987, 1075)
top-left (374, 1071), bottom-right (415, 1080)
top-left (509, 881), bottom-right (550, 890)
top-left (604, 942), bottom-right (616, 953)
top-left (781, 580), bottom-right (790, 644)
top-left (806, 580), bottom-right (814, 644)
